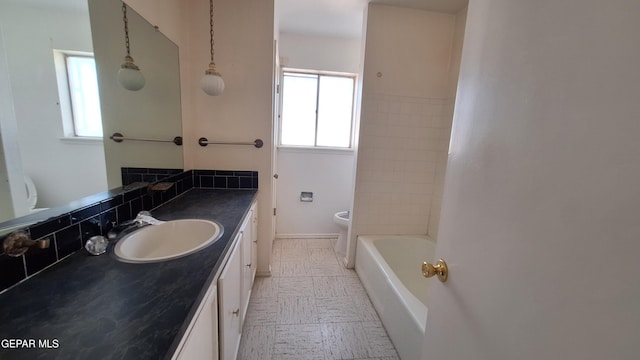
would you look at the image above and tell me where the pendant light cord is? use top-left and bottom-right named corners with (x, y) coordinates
top-left (201, 0), bottom-right (224, 94)
top-left (122, 2), bottom-right (131, 57)
top-left (209, 0), bottom-right (215, 63)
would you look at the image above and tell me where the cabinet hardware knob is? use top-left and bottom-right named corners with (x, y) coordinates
top-left (246, 263), bottom-right (252, 267)
top-left (232, 309), bottom-right (240, 316)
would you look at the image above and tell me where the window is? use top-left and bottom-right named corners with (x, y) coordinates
top-left (54, 51), bottom-right (103, 138)
top-left (280, 70), bottom-right (356, 148)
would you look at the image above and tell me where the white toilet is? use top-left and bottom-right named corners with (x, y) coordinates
top-left (333, 211), bottom-right (350, 256)
top-left (24, 175), bottom-right (48, 214)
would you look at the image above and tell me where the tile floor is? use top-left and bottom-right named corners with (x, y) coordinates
top-left (238, 238), bottom-right (399, 360)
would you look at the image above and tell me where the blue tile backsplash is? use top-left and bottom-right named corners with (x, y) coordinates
top-left (121, 167), bottom-right (183, 186)
top-left (194, 170), bottom-right (259, 190)
top-left (0, 169), bottom-right (258, 293)
top-left (0, 256), bottom-right (24, 291)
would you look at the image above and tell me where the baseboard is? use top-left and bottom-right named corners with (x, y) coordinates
top-left (256, 264), bottom-right (272, 277)
top-left (341, 256), bottom-right (353, 269)
top-left (256, 270), bottom-right (272, 277)
top-left (275, 233), bottom-right (339, 239)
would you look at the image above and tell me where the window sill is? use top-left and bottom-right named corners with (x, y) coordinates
top-left (278, 146), bottom-right (354, 155)
top-left (59, 136), bottom-right (104, 145)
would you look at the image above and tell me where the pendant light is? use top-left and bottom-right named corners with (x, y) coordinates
top-left (117, 2), bottom-right (145, 91)
top-left (200, 0), bottom-right (225, 96)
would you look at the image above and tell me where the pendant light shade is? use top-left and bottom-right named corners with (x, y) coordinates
top-left (118, 55), bottom-right (145, 91)
top-left (118, 2), bottom-right (145, 91)
top-left (201, 0), bottom-right (224, 96)
top-left (201, 63), bottom-right (225, 96)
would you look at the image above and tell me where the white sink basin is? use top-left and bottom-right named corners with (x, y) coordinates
top-left (114, 219), bottom-right (223, 263)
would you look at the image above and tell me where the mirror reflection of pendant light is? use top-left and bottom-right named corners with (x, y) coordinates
top-left (117, 2), bottom-right (145, 91)
top-left (200, 0), bottom-right (224, 96)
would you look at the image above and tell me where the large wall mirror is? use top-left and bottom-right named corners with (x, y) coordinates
top-left (0, 0), bottom-right (183, 229)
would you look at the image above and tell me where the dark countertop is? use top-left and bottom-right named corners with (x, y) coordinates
top-left (0, 189), bottom-right (257, 360)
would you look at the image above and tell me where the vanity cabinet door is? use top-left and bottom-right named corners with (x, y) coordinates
top-left (218, 238), bottom-right (242, 360)
top-left (240, 201), bottom-right (258, 325)
top-left (240, 213), bottom-right (253, 325)
top-left (250, 202), bottom-right (258, 280)
top-left (173, 283), bottom-right (218, 360)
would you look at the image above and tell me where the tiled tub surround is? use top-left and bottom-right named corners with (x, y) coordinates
top-left (353, 94), bottom-right (452, 236)
top-left (0, 188), bottom-right (257, 359)
top-left (0, 169), bottom-right (258, 293)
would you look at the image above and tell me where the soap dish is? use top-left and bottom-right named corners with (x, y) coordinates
top-left (148, 182), bottom-right (174, 191)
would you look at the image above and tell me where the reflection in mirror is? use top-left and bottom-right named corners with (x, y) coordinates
top-left (0, 0), bottom-right (106, 223)
top-left (89, 0), bottom-right (183, 189)
top-left (0, 0), bottom-right (183, 230)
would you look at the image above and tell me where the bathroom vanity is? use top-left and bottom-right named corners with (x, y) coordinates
top-left (172, 194), bottom-right (258, 360)
top-left (0, 188), bottom-right (258, 360)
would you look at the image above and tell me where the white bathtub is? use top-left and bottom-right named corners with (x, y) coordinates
top-left (355, 235), bottom-right (435, 360)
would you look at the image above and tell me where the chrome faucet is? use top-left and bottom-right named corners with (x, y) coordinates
top-left (2, 231), bottom-right (50, 257)
top-left (106, 211), bottom-right (162, 241)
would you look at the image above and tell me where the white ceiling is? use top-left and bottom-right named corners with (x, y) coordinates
top-left (5, 0), bottom-right (467, 39)
top-left (276, 0), bottom-right (469, 38)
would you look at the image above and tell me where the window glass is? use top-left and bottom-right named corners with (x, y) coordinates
top-left (280, 71), bottom-right (355, 148)
top-left (317, 76), bottom-right (354, 147)
top-left (281, 73), bottom-right (318, 146)
top-left (66, 56), bottom-right (103, 137)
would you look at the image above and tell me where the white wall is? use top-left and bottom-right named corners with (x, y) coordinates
top-left (350, 4), bottom-right (458, 254)
top-left (361, 5), bottom-right (455, 98)
top-left (276, 149), bottom-right (354, 236)
top-left (0, 133), bottom-right (13, 222)
top-left (279, 32), bottom-right (361, 73)
top-left (125, 0), bottom-right (184, 46)
top-left (182, 0), bottom-right (275, 275)
top-left (0, 3), bottom-right (108, 210)
top-left (424, 0), bottom-right (640, 358)
top-left (0, 26), bottom-right (26, 221)
top-left (275, 32), bottom-right (359, 236)
top-left (428, 7), bottom-right (467, 239)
